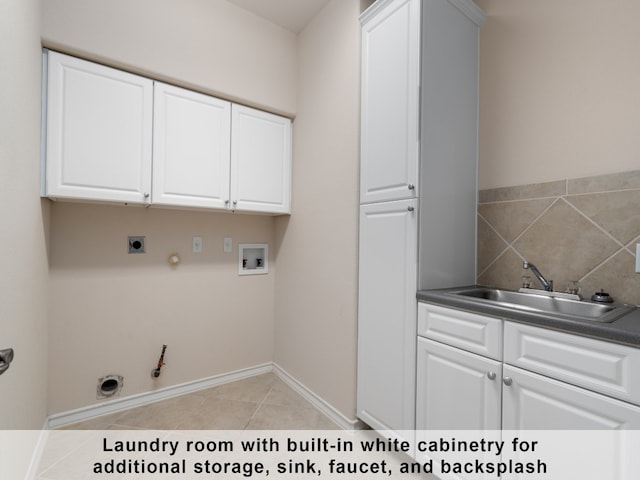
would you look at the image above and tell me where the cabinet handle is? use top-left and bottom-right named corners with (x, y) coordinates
top-left (487, 371), bottom-right (496, 381)
top-left (502, 376), bottom-right (513, 386)
top-left (143, 192), bottom-right (150, 199)
top-left (407, 206), bottom-right (415, 212)
top-left (233, 200), bottom-right (238, 206)
top-left (408, 184), bottom-right (415, 190)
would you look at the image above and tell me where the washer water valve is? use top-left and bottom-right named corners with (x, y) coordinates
top-left (151, 344), bottom-right (167, 378)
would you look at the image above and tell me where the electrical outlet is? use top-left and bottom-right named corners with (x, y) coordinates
top-left (224, 237), bottom-right (233, 253)
top-left (128, 236), bottom-right (145, 254)
top-left (192, 236), bottom-right (203, 253)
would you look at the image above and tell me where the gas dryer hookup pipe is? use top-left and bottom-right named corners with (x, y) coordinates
top-left (151, 344), bottom-right (167, 378)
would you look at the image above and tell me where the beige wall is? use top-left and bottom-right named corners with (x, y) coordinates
top-left (0, 0), bottom-right (50, 429)
top-left (274, 0), bottom-right (362, 420)
top-left (41, 0), bottom-right (297, 116)
top-left (41, 0), bottom-right (293, 414)
top-left (48, 203), bottom-right (275, 413)
top-left (43, 0), bottom-right (365, 421)
top-left (476, 0), bottom-right (640, 190)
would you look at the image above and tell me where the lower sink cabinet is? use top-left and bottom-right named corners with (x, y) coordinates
top-left (416, 302), bottom-right (640, 432)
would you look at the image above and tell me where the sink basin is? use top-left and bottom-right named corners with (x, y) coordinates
top-left (446, 287), bottom-right (635, 323)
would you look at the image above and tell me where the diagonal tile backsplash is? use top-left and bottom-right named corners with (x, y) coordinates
top-left (478, 170), bottom-right (640, 305)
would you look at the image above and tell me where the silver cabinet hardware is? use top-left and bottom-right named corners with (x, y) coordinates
top-left (407, 206), bottom-right (415, 212)
top-left (487, 371), bottom-right (496, 381)
top-left (408, 184), bottom-right (415, 190)
top-left (503, 376), bottom-right (513, 386)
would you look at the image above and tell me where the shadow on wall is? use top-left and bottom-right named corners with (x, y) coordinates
top-left (477, 170), bottom-right (640, 306)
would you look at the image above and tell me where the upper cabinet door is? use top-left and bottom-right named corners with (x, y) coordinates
top-left (360, 0), bottom-right (420, 204)
top-left (45, 51), bottom-right (153, 204)
top-left (230, 105), bottom-right (292, 214)
top-left (152, 82), bottom-right (231, 209)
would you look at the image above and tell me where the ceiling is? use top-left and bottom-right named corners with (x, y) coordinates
top-left (226, 0), bottom-right (333, 33)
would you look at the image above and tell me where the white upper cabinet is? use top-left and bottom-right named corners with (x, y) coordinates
top-left (43, 51), bottom-right (292, 215)
top-left (359, 0), bottom-right (420, 204)
top-left (152, 82), bottom-right (231, 209)
top-left (230, 105), bottom-right (292, 214)
top-left (44, 51), bottom-right (153, 204)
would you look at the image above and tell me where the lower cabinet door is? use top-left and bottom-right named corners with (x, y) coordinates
top-left (502, 364), bottom-right (640, 429)
top-left (416, 337), bottom-right (502, 431)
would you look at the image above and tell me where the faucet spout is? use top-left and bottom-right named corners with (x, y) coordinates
top-left (523, 261), bottom-right (553, 292)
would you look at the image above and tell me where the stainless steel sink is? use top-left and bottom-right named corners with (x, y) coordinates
top-left (446, 287), bottom-right (635, 323)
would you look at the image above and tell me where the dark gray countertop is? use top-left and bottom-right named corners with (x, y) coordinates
top-left (417, 286), bottom-right (640, 348)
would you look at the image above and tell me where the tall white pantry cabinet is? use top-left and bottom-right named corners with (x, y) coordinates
top-left (357, 0), bottom-right (484, 435)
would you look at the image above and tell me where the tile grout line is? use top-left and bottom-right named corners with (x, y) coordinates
top-left (242, 382), bottom-right (275, 430)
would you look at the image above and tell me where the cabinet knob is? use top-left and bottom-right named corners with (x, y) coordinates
top-left (233, 200), bottom-right (238, 206)
top-left (502, 376), bottom-right (513, 386)
top-left (408, 184), bottom-right (415, 190)
top-left (407, 206), bottom-right (415, 212)
top-left (143, 192), bottom-right (150, 199)
top-left (225, 199), bottom-right (230, 205)
top-left (487, 371), bottom-right (496, 381)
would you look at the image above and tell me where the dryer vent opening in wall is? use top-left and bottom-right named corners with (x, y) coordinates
top-left (97, 375), bottom-right (123, 399)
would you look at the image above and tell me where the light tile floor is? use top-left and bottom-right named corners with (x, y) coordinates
top-left (58, 373), bottom-right (340, 430)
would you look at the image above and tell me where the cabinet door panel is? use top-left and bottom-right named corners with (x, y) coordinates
top-left (357, 199), bottom-right (417, 433)
top-left (418, 302), bottom-right (502, 360)
top-left (230, 105), bottom-right (291, 214)
top-left (416, 337), bottom-right (502, 431)
top-left (152, 82), bottom-right (231, 209)
top-left (502, 365), bottom-right (640, 430)
top-left (45, 51), bottom-right (152, 203)
top-left (360, 0), bottom-right (420, 204)
top-left (505, 321), bottom-right (640, 406)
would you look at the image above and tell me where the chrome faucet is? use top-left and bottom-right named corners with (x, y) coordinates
top-left (522, 261), bottom-right (553, 292)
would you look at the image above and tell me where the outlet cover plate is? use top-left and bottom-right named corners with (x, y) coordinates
top-left (224, 237), bottom-right (233, 253)
top-left (192, 236), bottom-right (203, 253)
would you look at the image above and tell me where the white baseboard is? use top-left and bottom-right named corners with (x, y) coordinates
top-left (46, 363), bottom-right (362, 431)
top-left (46, 363), bottom-right (272, 429)
top-left (271, 363), bottom-right (364, 431)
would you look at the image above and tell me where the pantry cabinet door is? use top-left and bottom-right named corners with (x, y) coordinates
top-left (45, 51), bottom-right (153, 204)
top-left (230, 105), bottom-right (291, 214)
top-left (152, 82), bottom-right (231, 209)
top-left (357, 199), bottom-right (418, 435)
top-left (360, 0), bottom-right (420, 204)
